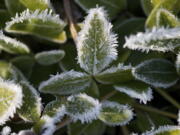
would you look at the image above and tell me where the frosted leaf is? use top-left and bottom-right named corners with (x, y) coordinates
top-left (17, 81), bottom-right (42, 122)
top-left (176, 53), bottom-right (180, 75)
top-left (18, 130), bottom-right (36, 135)
top-left (66, 93), bottom-right (101, 123)
top-left (98, 101), bottom-right (134, 126)
top-left (142, 125), bottom-right (180, 135)
top-left (94, 64), bottom-right (133, 84)
top-left (1, 126), bottom-right (11, 135)
top-left (0, 31), bottom-right (30, 54)
top-left (5, 9), bottom-right (67, 44)
top-left (124, 27), bottom-right (180, 53)
top-left (114, 81), bottom-right (153, 104)
top-left (0, 79), bottom-right (23, 125)
top-left (35, 50), bottom-right (65, 66)
top-left (77, 7), bottom-right (118, 75)
top-left (39, 70), bottom-right (91, 95)
top-left (132, 59), bottom-right (179, 88)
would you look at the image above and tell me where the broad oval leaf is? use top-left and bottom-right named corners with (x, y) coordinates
top-left (77, 7), bottom-right (118, 75)
top-left (142, 125), bottom-right (180, 135)
top-left (114, 81), bottom-right (153, 104)
top-left (98, 101), bottom-right (133, 126)
top-left (39, 70), bottom-right (91, 95)
top-left (35, 50), bottom-right (65, 66)
top-left (0, 31), bottom-right (30, 54)
top-left (0, 79), bottom-right (23, 125)
top-left (66, 93), bottom-right (101, 123)
top-left (95, 64), bottom-right (133, 84)
top-left (17, 81), bottom-right (42, 122)
top-left (176, 53), bottom-right (180, 75)
top-left (124, 27), bottom-right (180, 53)
top-left (75, 0), bottom-right (127, 18)
top-left (5, 9), bottom-right (67, 44)
top-left (132, 59), bottom-right (179, 88)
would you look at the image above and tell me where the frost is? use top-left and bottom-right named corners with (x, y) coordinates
top-left (66, 93), bottom-right (101, 123)
top-left (77, 7), bottom-right (118, 74)
top-left (178, 110), bottom-right (180, 125)
top-left (176, 53), bottom-right (180, 75)
top-left (124, 27), bottom-right (180, 52)
top-left (0, 78), bottom-right (23, 125)
top-left (1, 126), bottom-right (11, 135)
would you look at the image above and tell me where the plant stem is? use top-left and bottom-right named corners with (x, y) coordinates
top-left (155, 88), bottom-right (180, 109)
top-left (134, 103), bottom-right (178, 119)
top-left (63, 0), bottom-right (78, 43)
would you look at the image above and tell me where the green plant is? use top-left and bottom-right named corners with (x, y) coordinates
top-left (0, 0), bottom-right (180, 135)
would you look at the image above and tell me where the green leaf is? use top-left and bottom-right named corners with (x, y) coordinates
top-left (0, 31), bottom-right (30, 54)
top-left (142, 125), bottom-right (180, 135)
top-left (35, 50), bottom-right (65, 66)
top-left (133, 59), bottom-right (179, 88)
top-left (156, 8), bottom-right (180, 27)
top-left (0, 9), bottom-right (10, 28)
top-left (77, 7), bottom-right (118, 75)
top-left (141, 0), bottom-right (153, 15)
top-left (0, 79), bottom-right (23, 125)
top-left (114, 81), bottom-right (153, 104)
top-left (66, 93), bottom-right (101, 123)
top-left (17, 81), bottom-right (42, 122)
top-left (124, 27), bottom-right (180, 53)
top-left (98, 101), bottom-right (133, 126)
top-left (39, 70), bottom-right (91, 95)
top-left (176, 53), bottom-right (180, 75)
top-left (5, 9), bottom-right (67, 44)
top-left (94, 64), bottom-right (133, 84)
top-left (75, 0), bottom-right (127, 18)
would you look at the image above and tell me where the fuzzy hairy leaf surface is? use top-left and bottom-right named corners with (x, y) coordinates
top-left (0, 79), bottom-right (23, 125)
top-left (98, 101), bottom-right (133, 126)
top-left (39, 70), bottom-right (91, 95)
top-left (124, 27), bottom-right (180, 53)
top-left (0, 31), bottom-right (30, 54)
top-left (94, 64), bottom-right (133, 84)
top-left (5, 9), bottom-right (67, 44)
top-left (77, 7), bottom-right (118, 75)
top-left (142, 125), bottom-right (180, 135)
top-left (176, 53), bottom-right (180, 75)
top-left (114, 81), bottom-right (153, 104)
top-left (75, 0), bottom-right (127, 18)
top-left (17, 81), bottom-right (42, 122)
top-left (133, 59), bottom-right (179, 88)
top-left (66, 93), bottom-right (101, 123)
top-left (35, 50), bottom-right (65, 66)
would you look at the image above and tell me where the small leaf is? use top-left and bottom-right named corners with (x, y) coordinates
top-left (0, 31), bottom-right (30, 54)
top-left (114, 81), bottom-right (153, 104)
top-left (124, 27), bottom-right (180, 53)
top-left (98, 101), bottom-right (133, 126)
top-left (94, 64), bottom-right (133, 84)
top-left (77, 7), bottom-right (118, 75)
top-left (35, 50), bottom-right (65, 66)
top-left (66, 93), bottom-right (101, 123)
top-left (132, 59), bottom-right (179, 88)
top-left (176, 53), bottom-right (180, 75)
top-left (75, 0), bottom-right (127, 18)
top-left (39, 70), bottom-right (91, 95)
top-left (0, 79), bottom-right (23, 125)
top-left (142, 125), bottom-right (180, 135)
top-left (17, 81), bottom-right (42, 122)
top-left (5, 9), bottom-right (67, 44)
top-left (140, 0), bottom-right (153, 15)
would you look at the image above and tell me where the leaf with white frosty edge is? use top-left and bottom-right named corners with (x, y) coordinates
top-left (124, 27), bottom-right (180, 53)
top-left (176, 53), bottom-right (180, 75)
top-left (94, 64), bottom-right (133, 84)
top-left (17, 81), bottom-right (42, 122)
top-left (5, 9), bottom-right (67, 44)
top-left (0, 31), bottom-right (30, 54)
top-left (0, 79), bottom-right (23, 125)
top-left (142, 125), bottom-right (180, 135)
top-left (77, 7), bottom-right (118, 75)
top-left (98, 101), bottom-right (133, 126)
top-left (39, 70), bottom-right (91, 95)
top-left (114, 81), bottom-right (153, 104)
top-left (0, 126), bottom-right (11, 135)
top-left (65, 93), bottom-right (101, 123)
top-left (133, 59), bottom-right (179, 88)
top-left (35, 50), bottom-right (65, 66)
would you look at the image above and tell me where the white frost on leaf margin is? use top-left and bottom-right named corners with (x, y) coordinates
top-left (66, 93), bottom-right (101, 123)
top-left (1, 126), bottom-right (11, 135)
top-left (0, 78), bottom-right (23, 125)
top-left (124, 27), bottom-right (180, 52)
